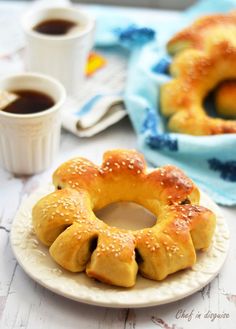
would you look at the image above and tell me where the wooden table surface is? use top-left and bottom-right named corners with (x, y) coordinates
top-left (0, 2), bottom-right (236, 329)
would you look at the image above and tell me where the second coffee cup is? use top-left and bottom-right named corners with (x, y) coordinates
top-left (22, 6), bottom-right (95, 95)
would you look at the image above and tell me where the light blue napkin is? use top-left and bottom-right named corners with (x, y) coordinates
top-left (94, 0), bottom-right (236, 205)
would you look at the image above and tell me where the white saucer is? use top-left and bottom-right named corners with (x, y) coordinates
top-left (10, 184), bottom-right (229, 308)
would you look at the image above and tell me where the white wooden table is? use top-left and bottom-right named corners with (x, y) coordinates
top-left (0, 2), bottom-right (236, 329)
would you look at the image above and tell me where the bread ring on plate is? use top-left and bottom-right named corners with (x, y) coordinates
top-left (32, 149), bottom-right (216, 287)
top-left (161, 12), bottom-right (236, 135)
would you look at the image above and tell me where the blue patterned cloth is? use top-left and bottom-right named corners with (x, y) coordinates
top-left (95, 0), bottom-right (236, 205)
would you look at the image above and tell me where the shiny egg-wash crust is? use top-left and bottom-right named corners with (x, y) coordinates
top-left (161, 12), bottom-right (236, 135)
top-left (167, 12), bottom-right (236, 55)
top-left (32, 149), bottom-right (216, 288)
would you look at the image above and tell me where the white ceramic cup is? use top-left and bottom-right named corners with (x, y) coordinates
top-left (22, 6), bottom-right (95, 96)
top-left (0, 73), bottom-right (66, 175)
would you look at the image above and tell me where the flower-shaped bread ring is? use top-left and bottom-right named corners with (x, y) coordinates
top-left (33, 149), bottom-right (216, 287)
top-left (161, 11), bottom-right (236, 135)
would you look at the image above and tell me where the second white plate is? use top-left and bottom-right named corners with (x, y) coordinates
top-left (10, 184), bottom-right (229, 308)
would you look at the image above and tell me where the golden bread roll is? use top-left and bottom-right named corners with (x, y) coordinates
top-left (167, 12), bottom-right (236, 55)
top-left (32, 149), bottom-right (216, 287)
top-left (161, 12), bottom-right (236, 135)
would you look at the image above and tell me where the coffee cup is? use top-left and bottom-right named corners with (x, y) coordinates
top-left (0, 73), bottom-right (66, 175)
top-left (22, 6), bottom-right (95, 96)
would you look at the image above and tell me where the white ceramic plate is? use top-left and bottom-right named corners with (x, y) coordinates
top-left (10, 184), bottom-right (229, 308)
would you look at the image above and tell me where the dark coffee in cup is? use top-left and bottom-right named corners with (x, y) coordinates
top-left (33, 19), bottom-right (77, 35)
top-left (2, 90), bottom-right (54, 114)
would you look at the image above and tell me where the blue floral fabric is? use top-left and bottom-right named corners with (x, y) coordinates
top-left (94, 0), bottom-right (236, 205)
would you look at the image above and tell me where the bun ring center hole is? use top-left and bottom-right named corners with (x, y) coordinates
top-left (204, 79), bottom-right (236, 119)
top-left (95, 202), bottom-right (157, 231)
